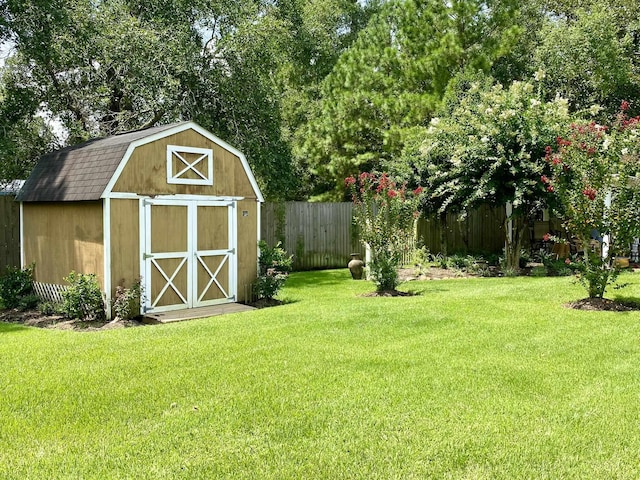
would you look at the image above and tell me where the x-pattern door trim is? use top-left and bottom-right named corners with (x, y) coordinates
top-left (195, 252), bottom-right (230, 302)
top-left (150, 255), bottom-right (188, 308)
top-left (142, 198), bottom-right (237, 313)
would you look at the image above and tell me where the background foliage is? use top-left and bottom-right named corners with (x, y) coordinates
top-left (1, 0), bottom-right (639, 203)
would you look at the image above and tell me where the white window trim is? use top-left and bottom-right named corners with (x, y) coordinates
top-left (166, 145), bottom-right (213, 185)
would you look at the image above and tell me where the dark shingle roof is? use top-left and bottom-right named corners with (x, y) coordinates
top-left (17, 122), bottom-right (188, 202)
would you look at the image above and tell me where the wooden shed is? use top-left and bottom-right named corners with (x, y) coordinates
top-left (16, 122), bottom-right (264, 318)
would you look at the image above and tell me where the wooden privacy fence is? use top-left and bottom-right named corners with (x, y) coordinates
top-left (0, 193), bottom-right (21, 271)
top-left (261, 202), bottom-right (366, 271)
top-left (1, 198), bottom-right (508, 275)
top-left (261, 202), bottom-right (507, 271)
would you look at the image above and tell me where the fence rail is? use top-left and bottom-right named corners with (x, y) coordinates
top-left (0, 195), bottom-right (20, 271)
top-left (261, 202), bottom-right (507, 271)
top-left (2, 198), bottom-right (508, 275)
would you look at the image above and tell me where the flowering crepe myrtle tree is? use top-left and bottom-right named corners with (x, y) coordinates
top-left (402, 73), bottom-right (570, 270)
top-left (545, 102), bottom-right (640, 298)
top-left (346, 172), bottom-right (422, 292)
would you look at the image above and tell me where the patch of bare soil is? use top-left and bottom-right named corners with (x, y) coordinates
top-left (0, 308), bottom-right (144, 331)
top-left (565, 298), bottom-right (640, 312)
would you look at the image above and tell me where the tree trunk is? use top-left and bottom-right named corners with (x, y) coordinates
top-left (439, 211), bottom-right (448, 257)
top-left (503, 216), bottom-right (527, 270)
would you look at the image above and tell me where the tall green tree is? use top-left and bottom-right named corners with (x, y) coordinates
top-left (0, 0), bottom-right (373, 199)
top-left (296, 0), bottom-right (524, 200)
top-left (534, 3), bottom-right (640, 116)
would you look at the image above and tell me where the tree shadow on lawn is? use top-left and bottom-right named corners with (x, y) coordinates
top-left (0, 322), bottom-right (31, 334)
top-left (287, 269), bottom-right (353, 288)
top-left (565, 296), bottom-right (640, 312)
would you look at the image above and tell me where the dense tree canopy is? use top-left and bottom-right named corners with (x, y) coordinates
top-left (0, 0), bottom-right (638, 202)
top-left (296, 0), bottom-right (524, 199)
top-left (0, 0), bottom-right (373, 197)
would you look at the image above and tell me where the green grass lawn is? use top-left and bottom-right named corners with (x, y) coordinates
top-left (2, 271), bottom-right (640, 479)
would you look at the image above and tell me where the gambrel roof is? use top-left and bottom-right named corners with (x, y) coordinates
top-left (17, 121), bottom-right (264, 202)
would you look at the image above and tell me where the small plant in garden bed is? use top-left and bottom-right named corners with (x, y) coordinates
top-left (60, 271), bottom-right (105, 321)
top-left (112, 277), bottom-right (144, 321)
top-left (0, 264), bottom-right (36, 310)
top-left (252, 241), bottom-right (293, 305)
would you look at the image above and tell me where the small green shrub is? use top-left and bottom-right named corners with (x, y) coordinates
top-left (112, 278), bottom-right (144, 320)
top-left (530, 266), bottom-right (548, 277)
top-left (254, 241), bottom-right (293, 300)
top-left (502, 266), bottom-right (520, 277)
top-left (38, 301), bottom-right (61, 316)
top-left (411, 246), bottom-right (431, 275)
top-left (367, 252), bottom-right (400, 292)
top-left (0, 264), bottom-right (35, 309)
top-left (18, 294), bottom-right (40, 311)
top-left (60, 272), bottom-right (105, 321)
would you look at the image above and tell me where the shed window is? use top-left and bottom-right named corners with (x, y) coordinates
top-left (166, 145), bottom-right (213, 185)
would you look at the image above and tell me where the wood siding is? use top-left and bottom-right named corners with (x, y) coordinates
top-left (237, 199), bottom-right (259, 301)
top-left (261, 202), bottom-right (509, 271)
top-left (113, 130), bottom-right (256, 199)
top-left (109, 198), bottom-right (140, 299)
top-left (261, 202), bottom-right (365, 271)
top-left (0, 195), bottom-right (20, 270)
top-left (22, 202), bottom-right (104, 287)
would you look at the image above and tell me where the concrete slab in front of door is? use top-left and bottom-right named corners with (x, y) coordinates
top-left (143, 303), bottom-right (255, 324)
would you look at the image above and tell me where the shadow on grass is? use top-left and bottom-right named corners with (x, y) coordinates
top-left (611, 295), bottom-right (640, 308)
top-left (286, 269), bottom-right (352, 288)
top-left (0, 322), bottom-right (30, 334)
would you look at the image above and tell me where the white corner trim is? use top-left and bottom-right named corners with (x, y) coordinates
top-left (19, 202), bottom-right (25, 268)
top-left (103, 197), bottom-right (112, 320)
top-left (139, 198), bottom-right (147, 315)
top-left (256, 200), bottom-right (262, 276)
top-left (101, 122), bottom-right (265, 203)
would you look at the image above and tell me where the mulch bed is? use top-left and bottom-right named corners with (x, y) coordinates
top-left (360, 290), bottom-right (414, 297)
top-left (0, 308), bottom-right (143, 331)
top-left (565, 298), bottom-right (640, 312)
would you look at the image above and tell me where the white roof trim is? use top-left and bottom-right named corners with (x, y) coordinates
top-left (102, 122), bottom-right (264, 202)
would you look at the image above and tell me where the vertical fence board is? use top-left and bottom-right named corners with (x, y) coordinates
top-left (260, 202), bottom-right (507, 271)
top-left (0, 195), bottom-right (20, 271)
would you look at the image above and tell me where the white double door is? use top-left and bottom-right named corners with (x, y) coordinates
top-left (142, 199), bottom-right (237, 313)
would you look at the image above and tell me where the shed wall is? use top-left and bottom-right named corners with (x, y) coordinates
top-left (237, 199), bottom-right (259, 301)
top-left (22, 202), bottom-right (104, 287)
top-left (109, 198), bottom-right (140, 299)
top-left (113, 130), bottom-right (256, 199)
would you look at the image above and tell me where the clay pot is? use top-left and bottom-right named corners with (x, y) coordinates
top-left (348, 253), bottom-right (365, 280)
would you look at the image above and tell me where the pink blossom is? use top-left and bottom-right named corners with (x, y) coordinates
top-left (345, 176), bottom-right (356, 186)
top-left (413, 186), bottom-right (423, 195)
top-left (387, 189), bottom-right (397, 198)
top-left (582, 187), bottom-right (597, 200)
top-left (621, 100), bottom-right (630, 111)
